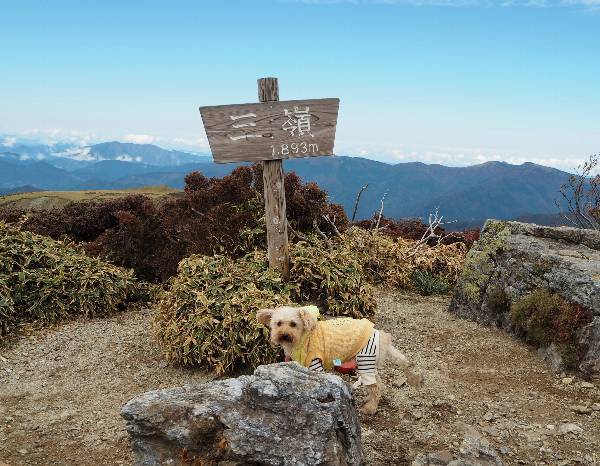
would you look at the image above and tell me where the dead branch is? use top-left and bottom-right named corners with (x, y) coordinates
top-left (406, 207), bottom-right (455, 256)
top-left (374, 191), bottom-right (388, 230)
top-left (313, 219), bottom-right (332, 248)
top-left (557, 154), bottom-right (600, 230)
top-left (189, 207), bottom-right (206, 217)
top-left (351, 184), bottom-right (369, 222)
top-left (322, 214), bottom-right (342, 237)
top-left (287, 220), bottom-right (310, 242)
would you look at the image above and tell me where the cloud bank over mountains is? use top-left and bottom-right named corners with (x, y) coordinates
top-left (1, 130), bottom-right (593, 174)
top-left (0, 137), bottom-right (577, 225)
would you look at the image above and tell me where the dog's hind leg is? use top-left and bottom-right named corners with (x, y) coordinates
top-left (379, 331), bottom-right (424, 387)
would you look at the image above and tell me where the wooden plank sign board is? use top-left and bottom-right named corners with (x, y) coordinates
top-left (198, 77), bottom-right (339, 279)
top-left (199, 98), bottom-right (339, 163)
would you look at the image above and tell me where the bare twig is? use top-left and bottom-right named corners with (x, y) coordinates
top-left (322, 214), bottom-right (341, 237)
top-left (406, 207), bottom-right (455, 256)
top-left (374, 191), bottom-right (387, 230)
top-left (287, 220), bottom-right (310, 242)
top-left (189, 207), bottom-right (206, 217)
top-left (557, 154), bottom-right (599, 230)
top-left (313, 219), bottom-right (332, 248)
top-left (555, 198), bottom-right (580, 228)
top-left (351, 184), bottom-right (369, 222)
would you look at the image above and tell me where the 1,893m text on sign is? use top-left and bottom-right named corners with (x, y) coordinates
top-left (199, 98), bottom-right (339, 163)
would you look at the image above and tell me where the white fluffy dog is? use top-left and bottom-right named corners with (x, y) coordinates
top-left (257, 305), bottom-right (423, 414)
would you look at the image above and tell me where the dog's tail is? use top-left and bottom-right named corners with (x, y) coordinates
top-left (388, 344), bottom-right (424, 387)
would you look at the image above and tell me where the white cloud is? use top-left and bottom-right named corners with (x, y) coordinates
top-left (123, 134), bottom-right (155, 144)
top-left (168, 137), bottom-right (208, 150)
top-left (14, 128), bottom-right (98, 147)
top-left (336, 141), bottom-right (589, 173)
top-left (1, 129), bottom-right (211, 155)
top-left (172, 137), bottom-right (205, 147)
top-left (53, 146), bottom-right (96, 161)
top-left (2, 136), bottom-right (17, 147)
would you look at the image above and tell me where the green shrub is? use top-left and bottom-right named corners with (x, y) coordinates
top-left (410, 270), bottom-right (452, 296)
top-left (486, 286), bottom-right (510, 316)
top-left (510, 288), bottom-right (593, 368)
top-left (153, 252), bottom-right (297, 374)
top-left (0, 221), bottom-right (143, 341)
top-left (0, 281), bottom-right (15, 340)
top-left (154, 238), bottom-right (377, 374)
top-left (153, 229), bottom-right (466, 375)
top-left (290, 238), bottom-right (376, 318)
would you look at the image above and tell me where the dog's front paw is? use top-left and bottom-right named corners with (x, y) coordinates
top-left (360, 401), bottom-right (378, 415)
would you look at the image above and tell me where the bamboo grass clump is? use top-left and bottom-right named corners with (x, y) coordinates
top-left (0, 221), bottom-right (143, 341)
top-left (153, 252), bottom-right (296, 374)
top-left (153, 241), bottom-right (377, 374)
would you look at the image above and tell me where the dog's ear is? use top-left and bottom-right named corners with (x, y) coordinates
top-left (256, 308), bottom-right (274, 326)
top-left (298, 307), bottom-right (317, 331)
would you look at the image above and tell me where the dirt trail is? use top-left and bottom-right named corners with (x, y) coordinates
top-left (0, 308), bottom-right (213, 465)
top-left (1, 292), bottom-right (599, 465)
top-left (363, 291), bottom-right (600, 465)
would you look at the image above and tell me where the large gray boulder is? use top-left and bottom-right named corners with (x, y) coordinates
top-left (450, 220), bottom-right (600, 378)
top-left (121, 362), bottom-right (363, 466)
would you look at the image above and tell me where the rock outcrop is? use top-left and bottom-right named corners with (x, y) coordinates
top-left (450, 220), bottom-right (600, 378)
top-left (121, 362), bottom-right (363, 466)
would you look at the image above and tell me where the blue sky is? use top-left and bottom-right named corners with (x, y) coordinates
top-left (1, 0), bottom-right (599, 170)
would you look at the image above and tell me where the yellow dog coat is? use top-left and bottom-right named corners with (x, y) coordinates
top-left (291, 317), bottom-right (375, 371)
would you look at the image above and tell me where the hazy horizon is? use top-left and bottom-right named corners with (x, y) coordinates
top-left (0, 134), bottom-right (584, 172)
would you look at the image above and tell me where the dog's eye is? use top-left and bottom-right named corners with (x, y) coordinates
top-left (277, 321), bottom-right (282, 327)
top-left (290, 322), bottom-right (297, 328)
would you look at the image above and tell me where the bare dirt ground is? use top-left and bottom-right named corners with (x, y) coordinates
top-left (1, 291), bottom-right (599, 465)
top-left (0, 308), bottom-right (213, 466)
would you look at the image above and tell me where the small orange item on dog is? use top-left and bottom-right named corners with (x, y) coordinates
top-left (335, 359), bottom-right (358, 374)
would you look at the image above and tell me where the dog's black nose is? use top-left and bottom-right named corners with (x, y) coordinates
top-left (279, 333), bottom-right (292, 342)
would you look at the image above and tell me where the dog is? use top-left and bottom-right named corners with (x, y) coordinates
top-left (256, 305), bottom-right (423, 414)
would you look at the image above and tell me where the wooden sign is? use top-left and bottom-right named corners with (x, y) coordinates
top-left (200, 98), bottom-right (339, 163)
top-left (198, 78), bottom-right (340, 280)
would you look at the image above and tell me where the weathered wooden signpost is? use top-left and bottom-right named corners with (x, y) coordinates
top-left (199, 77), bottom-right (339, 280)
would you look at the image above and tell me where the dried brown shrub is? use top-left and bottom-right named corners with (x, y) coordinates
top-left (340, 227), bottom-right (467, 292)
top-left (0, 165), bottom-right (348, 282)
top-left (354, 215), bottom-right (479, 248)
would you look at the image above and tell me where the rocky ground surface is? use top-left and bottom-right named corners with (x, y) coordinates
top-left (0, 308), bottom-right (213, 466)
top-left (1, 291), bottom-right (599, 465)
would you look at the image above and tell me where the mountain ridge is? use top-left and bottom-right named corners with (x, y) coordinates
top-left (0, 141), bottom-right (572, 222)
top-left (0, 141), bottom-right (211, 167)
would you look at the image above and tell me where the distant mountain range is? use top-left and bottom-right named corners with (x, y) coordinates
top-left (0, 185), bottom-right (43, 196)
top-left (0, 140), bottom-right (211, 168)
top-left (0, 140), bottom-right (573, 225)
